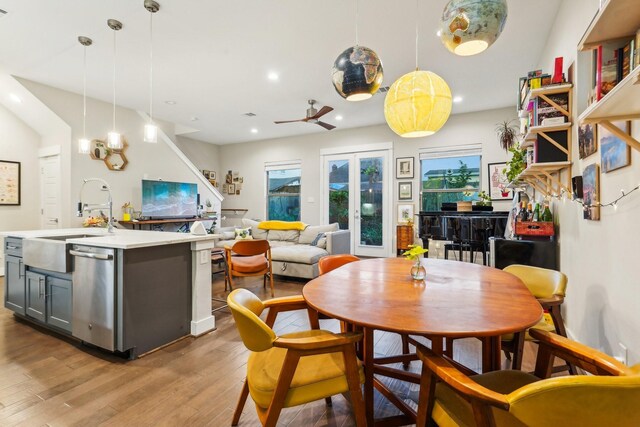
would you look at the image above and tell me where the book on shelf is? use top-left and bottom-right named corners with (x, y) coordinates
top-left (536, 92), bottom-right (568, 127)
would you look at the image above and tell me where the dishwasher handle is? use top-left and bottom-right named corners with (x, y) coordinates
top-left (70, 250), bottom-right (113, 261)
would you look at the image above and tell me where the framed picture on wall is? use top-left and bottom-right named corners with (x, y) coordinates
top-left (208, 171), bottom-right (216, 180)
top-left (487, 162), bottom-right (512, 200)
top-left (599, 121), bottom-right (631, 173)
top-left (398, 182), bottom-right (412, 200)
top-left (397, 203), bottom-right (414, 224)
top-left (0, 160), bottom-right (20, 205)
top-left (396, 157), bottom-right (414, 179)
top-left (228, 183), bottom-right (236, 194)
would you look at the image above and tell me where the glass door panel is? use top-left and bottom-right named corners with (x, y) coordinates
top-left (328, 159), bottom-right (351, 230)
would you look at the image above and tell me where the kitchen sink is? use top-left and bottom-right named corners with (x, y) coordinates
top-left (23, 234), bottom-right (104, 272)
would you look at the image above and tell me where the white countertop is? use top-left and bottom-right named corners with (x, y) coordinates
top-left (1, 227), bottom-right (218, 250)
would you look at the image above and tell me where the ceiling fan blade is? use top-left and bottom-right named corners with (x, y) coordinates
top-left (274, 119), bottom-right (305, 124)
top-left (316, 121), bottom-right (336, 130)
top-left (311, 105), bottom-right (334, 120)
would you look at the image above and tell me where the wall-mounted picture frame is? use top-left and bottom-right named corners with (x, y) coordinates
top-left (487, 162), bottom-right (511, 200)
top-left (578, 123), bottom-right (597, 159)
top-left (202, 169), bottom-right (210, 177)
top-left (208, 171), bottom-right (216, 180)
top-left (398, 181), bottom-right (412, 200)
top-left (0, 160), bottom-right (21, 206)
top-left (582, 163), bottom-right (600, 221)
top-left (228, 183), bottom-right (236, 194)
top-left (397, 203), bottom-right (414, 224)
top-left (599, 121), bottom-right (631, 173)
top-left (396, 157), bottom-right (414, 179)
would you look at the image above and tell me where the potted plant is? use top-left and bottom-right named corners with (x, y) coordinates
top-left (504, 145), bottom-right (527, 184)
top-left (476, 191), bottom-right (492, 206)
top-left (496, 120), bottom-right (519, 151)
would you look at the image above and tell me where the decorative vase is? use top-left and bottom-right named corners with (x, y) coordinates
top-left (410, 259), bottom-right (426, 281)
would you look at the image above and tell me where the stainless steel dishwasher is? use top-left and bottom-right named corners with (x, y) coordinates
top-left (70, 245), bottom-right (116, 351)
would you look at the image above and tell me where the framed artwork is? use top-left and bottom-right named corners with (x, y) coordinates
top-left (487, 162), bottom-right (511, 201)
top-left (578, 123), bottom-right (597, 159)
top-left (582, 163), bottom-right (600, 221)
top-left (0, 160), bottom-right (20, 205)
top-left (396, 157), bottom-right (414, 179)
top-left (398, 181), bottom-right (412, 200)
top-left (208, 171), bottom-right (216, 180)
top-left (202, 169), bottom-right (210, 177)
top-left (599, 121), bottom-right (631, 173)
top-left (228, 183), bottom-right (236, 194)
top-left (397, 203), bottom-right (414, 224)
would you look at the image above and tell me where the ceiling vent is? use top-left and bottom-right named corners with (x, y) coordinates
top-left (377, 86), bottom-right (390, 94)
top-left (243, 112), bottom-right (256, 117)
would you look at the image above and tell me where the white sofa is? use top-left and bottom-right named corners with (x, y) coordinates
top-left (214, 219), bottom-right (351, 279)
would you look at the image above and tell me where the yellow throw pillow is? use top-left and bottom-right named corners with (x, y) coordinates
top-left (257, 220), bottom-right (307, 231)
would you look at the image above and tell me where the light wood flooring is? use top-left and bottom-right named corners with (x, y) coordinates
top-left (0, 272), bottom-right (538, 426)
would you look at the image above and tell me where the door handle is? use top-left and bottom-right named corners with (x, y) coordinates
top-left (50, 218), bottom-right (59, 223)
top-left (18, 259), bottom-right (24, 278)
top-left (39, 278), bottom-right (45, 298)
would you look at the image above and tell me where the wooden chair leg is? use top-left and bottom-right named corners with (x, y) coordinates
top-left (227, 272), bottom-right (235, 292)
top-left (444, 337), bottom-right (454, 358)
top-left (342, 345), bottom-right (366, 427)
top-left (416, 361), bottom-right (436, 427)
top-left (231, 379), bottom-right (250, 426)
top-left (325, 397), bottom-right (332, 407)
top-left (511, 331), bottom-right (525, 371)
top-left (268, 271), bottom-right (274, 297)
top-left (402, 334), bottom-right (410, 369)
top-left (548, 306), bottom-right (576, 374)
top-left (308, 309), bottom-right (320, 330)
top-left (264, 351), bottom-right (300, 427)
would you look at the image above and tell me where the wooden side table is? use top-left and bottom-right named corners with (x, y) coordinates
top-left (396, 224), bottom-right (413, 256)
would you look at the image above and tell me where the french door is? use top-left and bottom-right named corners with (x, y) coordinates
top-left (322, 148), bottom-right (391, 257)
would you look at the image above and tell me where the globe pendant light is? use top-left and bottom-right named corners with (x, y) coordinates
top-left (331, 0), bottom-right (383, 101)
top-left (384, 0), bottom-right (452, 138)
top-left (439, 0), bottom-right (508, 57)
top-left (144, 0), bottom-right (159, 143)
top-left (78, 36), bottom-right (92, 154)
top-left (107, 19), bottom-right (123, 150)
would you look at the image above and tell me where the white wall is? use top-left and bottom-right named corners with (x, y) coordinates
top-left (0, 103), bottom-right (41, 232)
top-left (175, 135), bottom-right (221, 205)
top-left (537, 0), bottom-right (640, 364)
top-left (18, 79), bottom-right (221, 226)
top-left (218, 106), bottom-right (515, 225)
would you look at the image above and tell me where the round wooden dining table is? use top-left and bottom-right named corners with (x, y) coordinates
top-left (303, 257), bottom-right (542, 426)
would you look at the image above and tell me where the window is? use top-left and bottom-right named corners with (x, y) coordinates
top-left (420, 149), bottom-right (481, 211)
top-left (266, 163), bottom-right (301, 221)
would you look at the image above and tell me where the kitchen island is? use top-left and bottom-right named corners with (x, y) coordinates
top-left (2, 227), bottom-right (217, 358)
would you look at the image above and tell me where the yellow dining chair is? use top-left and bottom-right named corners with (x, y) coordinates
top-left (502, 264), bottom-right (573, 373)
top-left (225, 239), bottom-right (275, 297)
top-left (415, 329), bottom-right (640, 427)
top-left (227, 289), bottom-right (366, 427)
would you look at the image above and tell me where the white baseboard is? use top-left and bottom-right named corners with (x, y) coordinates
top-left (191, 316), bottom-right (216, 336)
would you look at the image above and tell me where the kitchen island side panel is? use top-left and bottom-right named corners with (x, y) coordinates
top-left (119, 243), bottom-right (192, 356)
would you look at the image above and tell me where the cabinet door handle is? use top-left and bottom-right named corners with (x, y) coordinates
top-left (18, 259), bottom-right (24, 278)
top-left (6, 245), bottom-right (19, 250)
top-left (39, 278), bottom-right (45, 298)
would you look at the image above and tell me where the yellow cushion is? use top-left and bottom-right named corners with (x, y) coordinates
top-left (247, 329), bottom-right (364, 409)
top-left (257, 220), bottom-right (307, 231)
top-left (432, 370), bottom-right (538, 427)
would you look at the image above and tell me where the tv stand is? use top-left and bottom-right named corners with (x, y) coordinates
top-left (118, 217), bottom-right (214, 231)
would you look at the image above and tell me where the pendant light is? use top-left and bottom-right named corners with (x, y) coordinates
top-left (439, 0), bottom-right (508, 56)
top-left (331, 0), bottom-right (383, 101)
top-left (384, 0), bottom-right (452, 138)
top-left (78, 36), bottom-right (93, 154)
top-left (107, 18), bottom-right (123, 150)
top-left (143, 0), bottom-right (159, 143)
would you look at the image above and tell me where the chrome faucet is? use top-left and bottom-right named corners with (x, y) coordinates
top-left (77, 178), bottom-right (114, 233)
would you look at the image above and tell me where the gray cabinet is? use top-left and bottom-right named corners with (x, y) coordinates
top-left (5, 255), bottom-right (25, 314)
top-left (25, 270), bottom-right (72, 332)
top-left (47, 277), bottom-right (72, 333)
top-left (26, 271), bottom-right (46, 322)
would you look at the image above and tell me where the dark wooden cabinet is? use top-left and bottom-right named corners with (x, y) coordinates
top-left (396, 225), bottom-right (413, 255)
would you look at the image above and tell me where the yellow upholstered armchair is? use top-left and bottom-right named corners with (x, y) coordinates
top-left (227, 289), bottom-right (366, 427)
top-left (502, 264), bottom-right (572, 372)
top-left (415, 329), bottom-right (640, 427)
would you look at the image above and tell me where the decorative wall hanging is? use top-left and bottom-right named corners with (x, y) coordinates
top-left (331, 0), bottom-right (383, 101)
top-left (487, 162), bottom-right (511, 200)
top-left (582, 163), bottom-right (600, 221)
top-left (396, 157), bottom-right (414, 179)
top-left (0, 160), bottom-right (20, 205)
top-left (599, 121), bottom-right (631, 173)
top-left (578, 123), bottom-right (597, 159)
top-left (90, 137), bottom-right (129, 171)
top-left (439, 0), bottom-right (508, 56)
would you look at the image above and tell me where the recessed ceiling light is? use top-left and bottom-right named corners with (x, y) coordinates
top-left (190, 117), bottom-right (198, 121)
top-left (335, 115), bottom-right (343, 121)
top-left (453, 96), bottom-right (463, 103)
top-left (251, 128), bottom-right (258, 134)
top-left (9, 93), bottom-right (21, 103)
top-left (267, 72), bottom-right (279, 81)
top-left (165, 100), bottom-right (176, 105)
top-left (436, 30), bottom-right (442, 37)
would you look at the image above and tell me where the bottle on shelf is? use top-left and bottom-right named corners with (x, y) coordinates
top-left (527, 203), bottom-right (533, 221)
top-left (532, 203), bottom-right (540, 222)
top-left (541, 202), bottom-right (553, 222)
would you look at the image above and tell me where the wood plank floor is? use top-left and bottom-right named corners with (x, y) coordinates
top-left (0, 272), bottom-right (538, 426)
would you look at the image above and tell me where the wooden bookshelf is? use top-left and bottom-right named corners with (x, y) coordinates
top-left (578, 0), bottom-right (640, 51)
top-left (522, 122), bottom-right (573, 148)
top-left (508, 162), bottom-right (572, 197)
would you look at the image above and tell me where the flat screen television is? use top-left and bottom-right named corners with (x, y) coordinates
top-left (141, 179), bottom-right (198, 219)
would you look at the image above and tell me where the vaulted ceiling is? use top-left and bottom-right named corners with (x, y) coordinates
top-left (0, 0), bottom-right (561, 144)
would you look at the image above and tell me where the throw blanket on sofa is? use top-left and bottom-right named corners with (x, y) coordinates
top-left (258, 220), bottom-right (307, 231)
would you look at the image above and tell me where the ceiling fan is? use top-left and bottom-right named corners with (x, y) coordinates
top-left (274, 99), bottom-right (336, 130)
